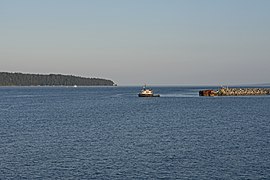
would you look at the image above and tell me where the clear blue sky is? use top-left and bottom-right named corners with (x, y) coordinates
top-left (1, 0), bottom-right (270, 85)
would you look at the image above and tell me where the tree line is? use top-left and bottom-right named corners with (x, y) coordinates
top-left (0, 72), bottom-right (115, 86)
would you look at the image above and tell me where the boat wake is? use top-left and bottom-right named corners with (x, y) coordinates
top-left (161, 93), bottom-right (198, 97)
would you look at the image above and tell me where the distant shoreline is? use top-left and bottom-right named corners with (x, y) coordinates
top-left (0, 72), bottom-right (115, 86)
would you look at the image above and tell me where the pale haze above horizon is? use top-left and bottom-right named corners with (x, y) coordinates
top-left (1, 0), bottom-right (270, 86)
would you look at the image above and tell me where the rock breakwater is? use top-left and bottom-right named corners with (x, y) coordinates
top-left (218, 88), bottom-right (270, 96)
top-left (199, 88), bottom-right (270, 96)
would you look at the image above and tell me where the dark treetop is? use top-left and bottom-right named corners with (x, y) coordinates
top-left (0, 72), bottom-right (114, 86)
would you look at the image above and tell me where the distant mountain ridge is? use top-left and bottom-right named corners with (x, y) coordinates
top-left (0, 72), bottom-right (114, 86)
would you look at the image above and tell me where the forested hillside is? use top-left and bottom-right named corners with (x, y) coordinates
top-left (0, 72), bottom-right (114, 86)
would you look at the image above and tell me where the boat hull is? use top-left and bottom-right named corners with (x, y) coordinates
top-left (138, 94), bottom-right (160, 97)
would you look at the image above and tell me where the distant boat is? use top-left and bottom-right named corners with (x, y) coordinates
top-left (73, 85), bottom-right (77, 88)
top-left (138, 85), bottom-right (160, 97)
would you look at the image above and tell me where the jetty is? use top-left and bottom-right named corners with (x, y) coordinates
top-left (199, 87), bottom-right (270, 96)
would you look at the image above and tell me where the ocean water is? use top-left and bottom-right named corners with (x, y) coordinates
top-left (0, 86), bottom-right (269, 179)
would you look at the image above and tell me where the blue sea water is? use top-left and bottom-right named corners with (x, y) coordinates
top-left (0, 86), bottom-right (269, 179)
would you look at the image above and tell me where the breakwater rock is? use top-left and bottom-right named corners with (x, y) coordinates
top-left (199, 88), bottom-right (270, 96)
top-left (218, 88), bottom-right (270, 96)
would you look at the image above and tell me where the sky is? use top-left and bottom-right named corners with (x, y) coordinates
top-left (1, 0), bottom-right (270, 86)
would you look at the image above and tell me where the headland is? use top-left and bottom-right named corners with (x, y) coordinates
top-left (0, 72), bottom-right (115, 86)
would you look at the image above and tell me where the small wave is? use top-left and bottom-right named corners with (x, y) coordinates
top-left (7, 95), bottom-right (43, 98)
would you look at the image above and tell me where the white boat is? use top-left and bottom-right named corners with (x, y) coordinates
top-left (138, 85), bottom-right (160, 97)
